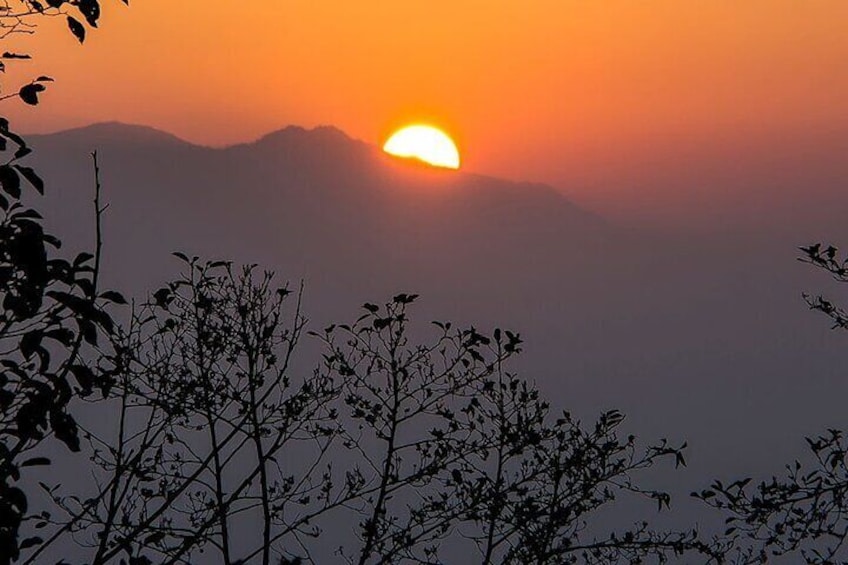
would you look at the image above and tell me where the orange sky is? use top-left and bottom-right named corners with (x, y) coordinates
top-left (6, 1), bottom-right (848, 204)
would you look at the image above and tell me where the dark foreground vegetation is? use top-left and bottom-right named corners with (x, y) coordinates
top-left (2, 2), bottom-right (848, 564)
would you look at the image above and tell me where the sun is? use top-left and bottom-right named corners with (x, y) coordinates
top-left (383, 125), bottom-right (460, 170)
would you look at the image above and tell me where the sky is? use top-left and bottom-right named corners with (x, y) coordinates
top-left (6, 1), bottom-right (848, 223)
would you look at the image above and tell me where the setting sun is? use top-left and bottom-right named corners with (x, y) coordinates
top-left (383, 125), bottom-right (461, 170)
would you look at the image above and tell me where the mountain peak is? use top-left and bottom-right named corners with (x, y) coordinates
top-left (254, 124), bottom-right (361, 147)
top-left (29, 121), bottom-right (192, 147)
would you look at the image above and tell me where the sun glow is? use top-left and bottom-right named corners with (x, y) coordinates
top-left (383, 125), bottom-right (460, 170)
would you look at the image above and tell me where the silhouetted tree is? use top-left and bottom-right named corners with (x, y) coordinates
top-left (28, 257), bottom-right (337, 565)
top-left (1, 3), bottom-right (125, 561)
top-left (695, 244), bottom-right (848, 564)
top-left (0, 118), bottom-right (122, 565)
top-left (25, 258), bottom-right (722, 564)
top-left (315, 301), bottom-right (715, 564)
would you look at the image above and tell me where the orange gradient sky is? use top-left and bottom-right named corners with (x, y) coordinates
top-left (6, 0), bottom-right (848, 214)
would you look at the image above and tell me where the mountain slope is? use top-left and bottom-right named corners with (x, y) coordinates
top-left (29, 123), bottom-right (606, 297)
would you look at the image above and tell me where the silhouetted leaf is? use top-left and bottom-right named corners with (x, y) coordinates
top-left (69, 365), bottom-right (96, 396)
top-left (18, 537), bottom-right (43, 550)
top-left (50, 410), bottom-right (80, 452)
top-left (79, 319), bottom-right (98, 345)
top-left (0, 165), bottom-right (21, 197)
top-left (67, 16), bottom-right (85, 43)
top-left (144, 532), bottom-right (165, 545)
top-left (78, 0), bottom-right (100, 27)
top-left (20, 331), bottom-right (42, 360)
top-left (152, 287), bottom-right (172, 307)
top-left (100, 290), bottom-right (127, 304)
top-left (19, 83), bottom-right (46, 106)
top-left (14, 165), bottom-right (44, 194)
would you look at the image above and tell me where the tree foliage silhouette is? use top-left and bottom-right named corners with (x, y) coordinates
top-left (1, 1), bottom-right (122, 105)
top-left (0, 132), bottom-right (122, 565)
top-left (0, 2), bottom-right (124, 562)
top-left (22, 258), bottom-right (722, 564)
top-left (695, 243), bottom-right (848, 564)
top-left (28, 257), bottom-right (336, 565)
top-left (0, 98), bottom-right (122, 565)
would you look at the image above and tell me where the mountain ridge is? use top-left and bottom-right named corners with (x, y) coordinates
top-left (29, 121), bottom-right (606, 230)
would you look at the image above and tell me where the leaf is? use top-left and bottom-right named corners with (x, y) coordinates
top-left (89, 307), bottom-right (114, 334)
top-left (73, 252), bottom-right (94, 267)
top-left (44, 328), bottom-right (74, 347)
top-left (100, 290), bottom-right (127, 304)
top-left (0, 165), bottom-right (21, 198)
top-left (20, 331), bottom-right (43, 360)
top-left (50, 410), bottom-right (80, 452)
top-left (19, 536), bottom-right (43, 550)
top-left (14, 165), bottom-right (44, 194)
top-left (152, 287), bottom-right (172, 307)
top-left (69, 365), bottom-right (95, 396)
top-left (77, 0), bottom-right (100, 27)
top-left (19, 83), bottom-right (46, 106)
top-left (144, 532), bottom-right (165, 545)
top-left (1, 125), bottom-right (28, 149)
top-left (11, 208), bottom-right (43, 220)
top-left (67, 16), bottom-right (85, 43)
top-left (46, 290), bottom-right (91, 316)
top-left (79, 319), bottom-right (98, 346)
top-left (21, 457), bottom-right (51, 467)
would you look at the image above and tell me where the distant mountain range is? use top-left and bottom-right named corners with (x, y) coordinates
top-left (30, 122), bottom-right (604, 292)
top-left (26, 122), bottom-right (848, 487)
